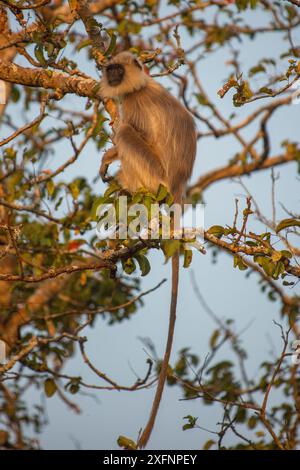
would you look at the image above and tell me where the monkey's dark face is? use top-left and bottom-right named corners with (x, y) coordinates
top-left (106, 63), bottom-right (125, 87)
top-left (101, 52), bottom-right (149, 98)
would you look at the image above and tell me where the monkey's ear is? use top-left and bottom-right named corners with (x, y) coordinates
top-left (133, 58), bottom-right (142, 70)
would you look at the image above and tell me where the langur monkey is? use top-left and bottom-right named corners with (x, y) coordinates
top-left (100, 51), bottom-right (197, 448)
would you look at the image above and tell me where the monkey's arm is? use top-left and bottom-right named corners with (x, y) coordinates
top-left (100, 146), bottom-right (118, 182)
top-left (115, 123), bottom-right (166, 181)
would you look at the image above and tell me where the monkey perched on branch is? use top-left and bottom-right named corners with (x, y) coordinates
top-left (99, 51), bottom-right (197, 448)
top-left (100, 51), bottom-right (196, 201)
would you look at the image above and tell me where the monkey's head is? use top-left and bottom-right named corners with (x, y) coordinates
top-left (100, 52), bottom-right (149, 99)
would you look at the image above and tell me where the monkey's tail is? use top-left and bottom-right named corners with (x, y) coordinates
top-left (137, 250), bottom-right (179, 449)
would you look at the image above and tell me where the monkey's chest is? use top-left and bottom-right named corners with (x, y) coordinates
top-left (121, 102), bottom-right (160, 143)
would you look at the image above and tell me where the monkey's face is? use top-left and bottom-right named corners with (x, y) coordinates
top-left (106, 63), bottom-right (125, 87)
top-left (101, 51), bottom-right (149, 99)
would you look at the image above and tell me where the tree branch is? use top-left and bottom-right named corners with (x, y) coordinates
top-left (188, 153), bottom-right (298, 196)
top-left (0, 59), bottom-right (102, 99)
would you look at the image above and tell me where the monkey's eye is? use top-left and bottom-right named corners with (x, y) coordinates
top-left (133, 59), bottom-right (142, 70)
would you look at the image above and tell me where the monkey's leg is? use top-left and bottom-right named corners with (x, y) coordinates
top-left (100, 146), bottom-right (118, 182)
top-left (115, 124), bottom-right (166, 191)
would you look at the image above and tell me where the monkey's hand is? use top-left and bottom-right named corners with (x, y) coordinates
top-left (100, 146), bottom-right (118, 182)
top-left (100, 161), bottom-right (113, 182)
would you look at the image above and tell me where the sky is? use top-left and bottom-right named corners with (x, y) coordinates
top-left (2, 2), bottom-right (300, 450)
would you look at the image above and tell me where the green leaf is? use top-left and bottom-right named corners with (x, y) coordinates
top-left (209, 329), bottom-right (220, 349)
top-left (233, 80), bottom-right (253, 106)
top-left (165, 192), bottom-right (174, 206)
top-left (132, 193), bottom-right (142, 204)
top-left (4, 148), bottom-right (17, 159)
top-left (203, 439), bottom-right (216, 450)
top-left (34, 45), bottom-right (47, 66)
top-left (45, 42), bottom-right (55, 57)
top-left (275, 218), bottom-right (300, 233)
top-left (156, 184), bottom-right (168, 202)
top-left (182, 415), bottom-right (198, 431)
top-left (134, 254), bottom-right (151, 276)
top-left (249, 64), bottom-right (266, 77)
top-left (44, 378), bottom-right (57, 398)
top-left (46, 180), bottom-right (55, 197)
top-left (122, 257), bottom-right (136, 275)
top-left (273, 261), bottom-right (285, 280)
top-left (104, 32), bottom-right (117, 57)
top-left (182, 423), bottom-right (194, 431)
top-left (248, 415), bottom-right (257, 429)
top-left (117, 435), bottom-right (137, 450)
top-left (258, 257), bottom-right (275, 277)
top-left (235, 407), bottom-right (247, 423)
top-left (65, 377), bottom-right (81, 395)
top-left (104, 180), bottom-right (121, 198)
top-left (69, 182), bottom-right (80, 200)
top-left (195, 93), bottom-right (210, 107)
top-left (11, 85), bottom-right (20, 103)
top-left (92, 114), bottom-right (107, 137)
top-left (283, 280), bottom-right (294, 286)
top-left (280, 250), bottom-right (292, 259)
top-left (69, 383), bottom-right (80, 394)
top-left (143, 195), bottom-right (154, 219)
top-left (76, 39), bottom-right (92, 52)
top-left (183, 249), bottom-right (193, 268)
top-left (161, 239), bottom-right (180, 259)
top-left (259, 87), bottom-right (273, 95)
top-left (233, 255), bottom-right (248, 271)
top-left (91, 196), bottom-right (107, 219)
top-left (207, 225), bottom-right (224, 238)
